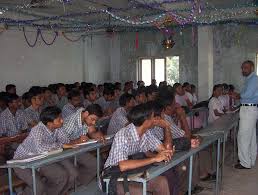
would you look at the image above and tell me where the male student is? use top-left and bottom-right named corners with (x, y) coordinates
top-left (0, 94), bottom-right (28, 137)
top-left (13, 106), bottom-right (70, 195)
top-left (62, 89), bottom-right (82, 118)
top-left (0, 91), bottom-right (8, 113)
top-left (83, 86), bottom-right (97, 108)
top-left (55, 104), bottom-right (104, 185)
top-left (25, 86), bottom-right (44, 127)
top-left (107, 93), bottom-right (135, 135)
top-left (53, 83), bottom-right (68, 109)
top-left (95, 87), bottom-right (115, 116)
top-left (134, 87), bottom-right (147, 105)
top-left (5, 84), bottom-right (16, 95)
top-left (104, 103), bottom-right (174, 195)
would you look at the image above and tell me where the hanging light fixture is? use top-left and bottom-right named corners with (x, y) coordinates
top-left (162, 36), bottom-right (175, 49)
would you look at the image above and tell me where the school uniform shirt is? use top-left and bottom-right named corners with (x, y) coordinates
top-left (150, 114), bottom-right (185, 140)
top-left (55, 108), bottom-right (88, 144)
top-left (62, 103), bottom-right (79, 119)
top-left (95, 97), bottom-right (110, 111)
top-left (13, 122), bottom-right (62, 159)
top-left (208, 97), bottom-right (224, 123)
top-left (83, 99), bottom-right (93, 108)
top-left (25, 105), bottom-right (41, 124)
top-left (107, 107), bottom-right (128, 135)
top-left (185, 92), bottom-right (194, 104)
top-left (218, 95), bottom-right (230, 110)
top-left (192, 93), bottom-right (198, 105)
top-left (175, 94), bottom-right (188, 107)
top-left (0, 108), bottom-right (28, 137)
top-left (53, 95), bottom-right (68, 110)
top-left (104, 123), bottom-right (162, 168)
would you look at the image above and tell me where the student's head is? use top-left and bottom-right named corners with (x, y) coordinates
top-left (74, 82), bottom-right (80, 89)
top-left (83, 87), bottom-right (97, 102)
top-left (183, 82), bottom-right (191, 92)
top-left (82, 104), bottom-right (103, 126)
top-left (56, 83), bottom-right (67, 97)
top-left (40, 106), bottom-right (63, 130)
top-left (145, 86), bottom-right (158, 101)
top-left (228, 84), bottom-right (235, 94)
top-left (212, 85), bottom-right (223, 98)
top-left (158, 92), bottom-right (176, 116)
top-left (190, 84), bottom-right (196, 94)
top-left (119, 93), bottom-right (135, 110)
top-left (22, 92), bottom-right (31, 109)
top-left (222, 83), bottom-right (229, 95)
top-left (241, 60), bottom-right (254, 77)
top-left (42, 87), bottom-right (53, 100)
top-left (97, 84), bottom-right (104, 93)
top-left (134, 87), bottom-right (147, 104)
top-left (103, 88), bottom-right (115, 101)
top-left (151, 79), bottom-right (157, 86)
top-left (137, 81), bottom-right (145, 88)
top-left (151, 101), bottom-right (164, 119)
top-left (68, 90), bottom-right (81, 108)
top-left (173, 83), bottom-right (184, 96)
top-left (128, 102), bottom-right (155, 129)
top-left (114, 86), bottom-right (121, 99)
top-left (124, 82), bottom-right (131, 92)
top-left (6, 94), bottom-right (20, 110)
top-left (0, 92), bottom-right (8, 110)
top-left (6, 84), bottom-right (16, 95)
top-left (115, 82), bottom-right (122, 91)
top-left (28, 86), bottom-right (44, 107)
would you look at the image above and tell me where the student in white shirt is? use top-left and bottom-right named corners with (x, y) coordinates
top-left (219, 83), bottom-right (230, 111)
top-left (190, 84), bottom-right (198, 105)
top-left (208, 84), bottom-right (225, 123)
top-left (174, 83), bottom-right (193, 109)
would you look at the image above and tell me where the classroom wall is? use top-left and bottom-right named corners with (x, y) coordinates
top-left (213, 24), bottom-right (258, 91)
top-left (109, 27), bottom-right (198, 86)
top-left (0, 30), bottom-right (111, 95)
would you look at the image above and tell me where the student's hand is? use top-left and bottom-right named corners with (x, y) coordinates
top-left (154, 149), bottom-right (174, 163)
top-left (79, 135), bottom-right (89, 143)
top-left (191, 138), bottom-right (200, 148)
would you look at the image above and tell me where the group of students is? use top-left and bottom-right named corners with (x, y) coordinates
top-left (0, 80), bottom-right (230, 195)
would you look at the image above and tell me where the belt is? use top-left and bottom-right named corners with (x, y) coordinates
top-left (240, 104), bottom-right (258, 107)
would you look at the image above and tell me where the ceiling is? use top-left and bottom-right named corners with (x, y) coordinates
top-left (0, 0), bottom-right (257, 33)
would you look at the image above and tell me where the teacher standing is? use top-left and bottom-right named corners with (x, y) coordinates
top-left (234, 60), bottom-right (258, 169)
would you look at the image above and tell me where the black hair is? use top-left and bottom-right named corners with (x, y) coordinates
top-left (22, 92), bottom-right (30, 100)
top-left (190, 84), bottom-right (196, 90)
top-left (173, 83), bottom-right (181, 89)
top-left (5, 84), bottom-right (16, 92)
top-left (56, 83), bottom-right (65, 90)
top-left (182, 82), bottom-right (190, 88)
top-left (28, 86), bottom-right (43, 102)
top-left (40, 106), bottom-right (62, 125)
top-left (67, 89), bottom-right (81, 100)
top-left (145, 86), bottom-right (158, 97)
top-left (133, 87), bottom-right (146, 97)
top-left (127, 103), bottom-right (153, 126)
top-left (222, 83), bottom-right (229, 91)
top-left (119, 93), bottom-right (135, 107)
top-left (103, 87), bottom-right (114, 96)
top-left (85, 104), bottom-right (103, 118)
top-left (83, 87), bottom-right (95, 98)
top-left (229, 84), bottom-right (235, 91)
top-left (242, 60), bottom-right (254, 68)
top-left (148, 101), bottom-right (164, 117)
top-left (6, 93), bottom-right (19, 105)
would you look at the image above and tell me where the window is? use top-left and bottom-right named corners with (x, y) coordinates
top-left (138, 56), bottom-right (179, 86)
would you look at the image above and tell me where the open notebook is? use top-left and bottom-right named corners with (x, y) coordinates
top-left (7, 149), bottom-right (63, 164)
top-left (75, 135), bottom-right (114, 146)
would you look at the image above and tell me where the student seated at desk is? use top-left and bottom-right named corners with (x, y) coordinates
top-left (0, 91), bottom-right (8, 113)
top-left (83, 86), bottom-right (97, 108)
top-left (134, 87), bottom-right (147, 105)
top-left (13, 106), bottom-right (71, 195)
top-left (55, 104), bottom-right (104, 185)
top-left (53, 83), bottom-right (68, 109)
top-left (5, 84), bottom-right (16, 95)
top-left (174, 83), bottom-right (193, 110)
top-left (0, 94), bottom-right (28, 137)
top-left (25, 86), bottom-right (44, 128)
top-left (145, 86), bottom-right (158, 101)
top-left (21, 92), bottom-right (31, 109)
top-left (62, 89), bottom-right (82, 118)
top-left (42, 87), bottom-right (56, 108)
top-left (95, 87), bottom-right (115, 116)
top-left (208, 84), bottom-right (225, 123)
top-left (219, 83), bottom-right (230, 111)
top-left (107, 93), bottom-right (135, 135)
top-left (104, 103), bottom-right (175, 195)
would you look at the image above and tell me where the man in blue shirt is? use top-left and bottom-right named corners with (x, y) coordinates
top-left (233, 60), bottom-right (258, 169)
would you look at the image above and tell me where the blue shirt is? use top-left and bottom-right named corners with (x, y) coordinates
top-left (240, 72), bottom-right (258, 104)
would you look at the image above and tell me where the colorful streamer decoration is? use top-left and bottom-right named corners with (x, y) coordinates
top-left (23, 27), bottom-right (40, 47)
top-left (62, 32), bottom-right (83, 42)
top-left (39, 31), bottom-right (58, 45)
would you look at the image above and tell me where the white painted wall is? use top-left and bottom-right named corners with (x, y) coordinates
top-left (0, 30), bottom-right (111, 95)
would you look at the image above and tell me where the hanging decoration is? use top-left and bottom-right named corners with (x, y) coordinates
top-left (62, 32), bottom-right (82, 42)
top-left (39, 30), bottom-right (58, 45)
top-left (162, 36), bottom-right (175, 49)
top-left (23, 27), bottom-right (40, 47)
